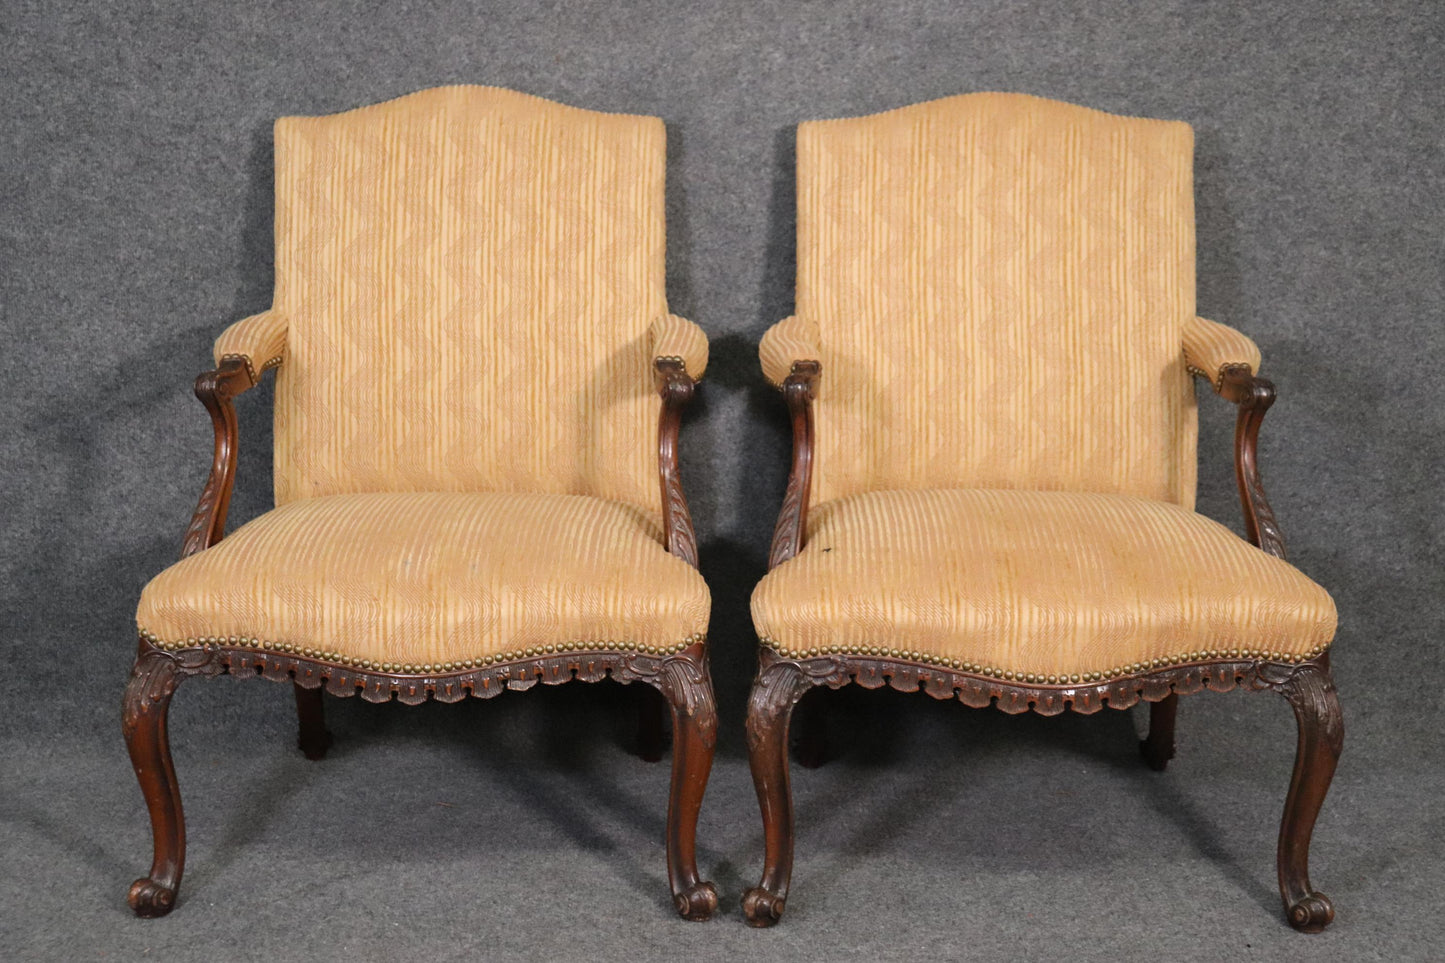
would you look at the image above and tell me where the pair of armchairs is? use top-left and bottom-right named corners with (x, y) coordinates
top-left (125, 86), bottom-right (1341, 933)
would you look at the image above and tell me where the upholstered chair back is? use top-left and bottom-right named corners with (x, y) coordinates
top-left (797, 93), bottom-right (1201, 508)
top-left (269, 86), bottom-right (667, 513)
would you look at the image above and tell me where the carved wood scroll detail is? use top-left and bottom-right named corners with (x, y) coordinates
top-left (1260, 656), bottom-right (1343, 932)
top-left (1219, 365), bottom-right (1286, 559)
top-left (746, 654), bottom-right (838, 751)
top-left (655, 360), bottom-right (699, 568)
top-left (753, 648), bottom-right (1333, 717)
top-left (131, 637), bottom-right (714, 709)
top-left (1260, 658), bottom-right (1344, 757)
top-left (656, 655), bottom-right (718, 749)
top-left (124, 637), bottom-right (718, 919)
top-left (122, 647), bottom-right (226, 916)
top-left (768, 361), bottom-right (820, 570)
top-left (745, 648), bottom-right (1342, 932)
top-left (180, 359), bottom-right (254, 559)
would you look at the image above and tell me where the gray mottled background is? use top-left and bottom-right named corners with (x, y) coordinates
top-left (2, 1), bottom-right (1442, 960)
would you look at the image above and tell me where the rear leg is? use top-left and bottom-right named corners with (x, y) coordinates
top-left (294, 683), bottom-right (333, 760)
top-left (1140, 694), bottom-right (1177, 771)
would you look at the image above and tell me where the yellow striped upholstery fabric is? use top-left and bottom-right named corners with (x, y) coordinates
top-left (267, 86), bottom-right (670, 513)
top-left (214, 310), bottom-right (288, 385)
top-left (649, 313), bottom-right (710, 378)
top-left (759, 315), bottom-right (823, 387)
top-left (752, 489), bottom-right (1335, 681)
top-left (141, 88), bottom-right (710, 668)
top-left (798, 93), bottom-right (1200, 508)
top-left (1184, 315), bottom-right (1262, 389)
top-left (138, 492), bottom-right (710, 668)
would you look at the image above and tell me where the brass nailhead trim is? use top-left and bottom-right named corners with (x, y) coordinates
top-left (1185, 360), bottom-right (1253, 392)
top-left (218, 352), bottom-right (284, 386)
top-left (756, 637), bottom-right (1328, 685)
top-left (137, 628), bottom-right (704, 671)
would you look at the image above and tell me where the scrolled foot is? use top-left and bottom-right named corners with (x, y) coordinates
top-left (1286, 892), bottom-right (1334, 933)
top-left (673, 880), bottom-right (718, 921)
top-left (127, 877), bottom-right (177, 917)
top-left (742, 886), bottom-right (786, 927)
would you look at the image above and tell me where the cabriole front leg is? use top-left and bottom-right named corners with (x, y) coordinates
top-left (742, 656), bottom-right (815, 926)
top-left (1270, 658), bottom-right (1344, 932)
top-left (655, 655), bottom-right (719, 921)
top-left (122, 648), bottom-right (187, 917)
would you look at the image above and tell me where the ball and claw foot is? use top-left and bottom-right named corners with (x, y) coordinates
top-left (128, 877), bottom-right (177, 918)
top-left (673, 881), bottom-right (718, 921)
top-left (1287, 893), bottom-right (1334, 933)
top-left (742, 886), bottom-right (786, 927)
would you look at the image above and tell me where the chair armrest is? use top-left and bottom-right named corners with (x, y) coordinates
top-left (760, 315), bottom-right (822, 388)
top-left (185, 311), bottom-right (283, 555)
top-left (767, 361), bottom-right (820, 569)
top-left (1214, 366), bottom-right (1287, 559)
top-left (179, 357), bottom-right (257, 559)
top-left (649, 314), bottom-right (709, 380)
top-left (655, 359), bottom-right (700, 567)
top-left (649, 314), bottom-right (707, 565)
top-left (1183, 316), bottom-right (1262, 393)
top-left (214, 310), bottom-right (288, 386)
top-left (1184, 317), bottom-right (1285, 557)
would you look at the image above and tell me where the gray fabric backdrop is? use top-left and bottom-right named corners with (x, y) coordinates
top-left (3, 2), bottom-right (1441, 960)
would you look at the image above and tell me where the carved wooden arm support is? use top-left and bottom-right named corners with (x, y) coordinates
top-left (767, 360), bottom-right (820, 570)
top-left (180, 357), bottom-right (256, 559)
top-left (655, 359), bottom-right (700, 568)
top-left (1216, 364), bottom-right (1287, 559)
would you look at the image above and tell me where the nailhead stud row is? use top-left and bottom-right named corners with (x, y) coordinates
top-left (760, 638), bottom-right (1330, 686)
top-left (140, 628), bottom-right (704, 675)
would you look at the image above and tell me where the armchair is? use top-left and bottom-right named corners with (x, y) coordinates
top-left (743, 94), bottom-right (1341, 932)
top-left (124, 86), bottom-right (718, 920)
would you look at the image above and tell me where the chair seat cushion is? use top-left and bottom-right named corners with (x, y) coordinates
top-left (138, 492), bottom-right (710, 668)
top-left (751, 489), bottom-right (1335, 682)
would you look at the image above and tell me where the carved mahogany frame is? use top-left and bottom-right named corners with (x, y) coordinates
top-left (744, 359), bottom-right (1342, 933)
top-left (767, 361), bottom-right (819, 569)
top-left (123, 357), bottom-right (718, 921)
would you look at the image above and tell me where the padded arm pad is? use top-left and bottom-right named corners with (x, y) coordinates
top-left (213, 310), bottom-right (288, 385)
top-left (1183, 315), bottom-right (1262, 391)
top-left (649, 313), bottom-right (709, 379)
top-left (759, 315), bottom-right (822, 387)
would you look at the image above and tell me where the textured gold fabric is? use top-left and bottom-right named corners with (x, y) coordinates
top-left (269, 86), bottom-right (670, 512)
top-left (754, 95), bottom-right (1333, 677)
top-left (759, 315), bottom-right (823, 387)
top-left (142, 88), bottom-right (710, 667)
top-left (649, 313), bottom-right (710, 378)
top-left (214, 310), bottom-right (288, 385)
top-left (1184, 315), bottom-right (1262, 389)
top-left (797, 93), bottom-right (1200, 507)
top-left (752, 489), bottom-right (1335, 680)
top-left (138, 492), bottom-right (710, 667)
